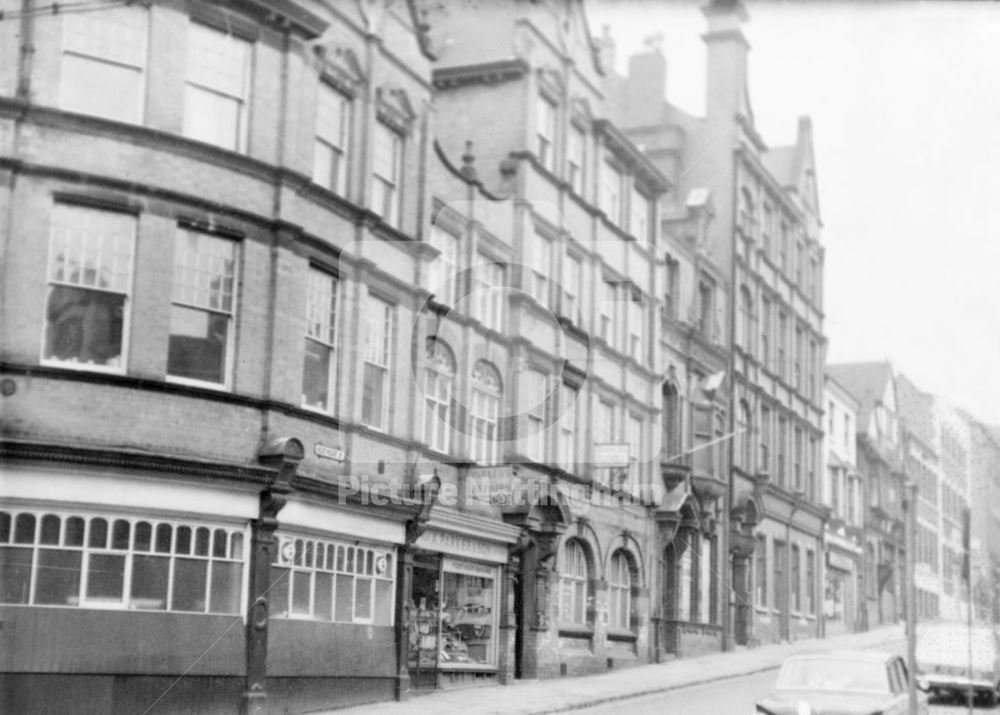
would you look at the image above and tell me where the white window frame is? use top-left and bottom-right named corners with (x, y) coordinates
top-left (362, 295), bottom-right (393, 431)
top-left (470, 361), bottom-right (502, 465)
top-left (313, 82), bottom-right (350, 194)
top-left (167, 228), bottom-right (239, 390)
top-left (372, 121), bottom-right (403, 227)
top-left (531, 232), bottom-right (552, 306)
top-left (567, 122), bottom-right (586, 195)
top-left (0, 507), bottom-right (247, 615)
top-left (601, 161), bottom-right (624, 224)
top-left (536, 95), bottom-right (557, 171)
top-left (59, 5), bottom-right (149, 124)
top-left (525, 369), bottom-right (547, 463)
top-left (600, 279), bottom-right (617, 347)
top-left (559, 383), bottom-right (579, 473)
top-left (474, 259), bottom-right (504, 332)
top-left (628, 297), bottom-right (644, 362)
top-left (42, 203), bottom-right (136, 374)
top-left (563, 253), bottom-right (583, 324)
top-left (302, 268), bottom-right (339, 412)
top-left (271, 533), bottom-right (395, 626)
top-left (559, 539), bottom-right (589, 626)
top-left (183, 22), bottom-right (252, 153)
top-left (428, 226), bottom-right (460, 306)
top-left (423, 339), bottom-right (455, 454)
top-left (608, 550), bottom-right (631, 630)
top-left (630, 186), bottom-right (649, 241)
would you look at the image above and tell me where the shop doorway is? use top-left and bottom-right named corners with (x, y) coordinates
top-left (409, 556), bottom-right (442, 690)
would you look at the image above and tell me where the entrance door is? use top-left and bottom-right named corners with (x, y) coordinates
top-left (408, 557), bottom-right (442, 689)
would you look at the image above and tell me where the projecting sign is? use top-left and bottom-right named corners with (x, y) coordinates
top-left (314, 444), bottom-right (346, 462)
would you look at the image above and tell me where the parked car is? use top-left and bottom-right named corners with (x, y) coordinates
top-left (915, 621), bottom-right (1000, 705)
top-left (755, 650), bottom-right (929, 715)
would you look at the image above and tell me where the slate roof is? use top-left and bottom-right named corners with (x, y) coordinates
top-left (827, 362), bottom-right (894, 429)
top-left (895, 372), bottom-right (936, 451)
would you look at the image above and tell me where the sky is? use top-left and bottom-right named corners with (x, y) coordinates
top-left (589, 0), bottom-right (1000, 427)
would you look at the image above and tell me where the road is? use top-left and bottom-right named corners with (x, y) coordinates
top-left (578, 663), bottom-right (998, 715)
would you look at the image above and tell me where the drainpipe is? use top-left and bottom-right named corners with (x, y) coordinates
top-left (16, 0), bottom-right (35, 101)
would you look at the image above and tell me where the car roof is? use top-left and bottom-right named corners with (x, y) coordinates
top-left (784, 650), bottom-right (896, 663)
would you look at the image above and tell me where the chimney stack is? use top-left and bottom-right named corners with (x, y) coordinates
top-left (702, 0), bottom-right (750, 124)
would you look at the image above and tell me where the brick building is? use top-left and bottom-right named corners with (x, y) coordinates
top-left (608, 0), bottom-right (827, 647)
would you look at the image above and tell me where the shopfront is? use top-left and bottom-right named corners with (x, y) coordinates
top-left (409, 511), bottom-right (520, 690)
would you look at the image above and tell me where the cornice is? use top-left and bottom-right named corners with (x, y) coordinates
top-left (433, 58), bottom-right (530, 91)
top-left (593, 118), bottom-right (671, 194)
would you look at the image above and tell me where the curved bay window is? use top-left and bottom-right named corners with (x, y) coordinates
top-left (559, 539), bottom-right (590, 627)
top-left (608, 550), bottom-right (633, 631)
top-left (470, 360), bottom-right (502, 464)
top-left (423, 339), bottom-right (455, 453)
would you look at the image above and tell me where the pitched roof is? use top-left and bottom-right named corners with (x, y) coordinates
top-left (895, 372), bottom-right (935, 451)
top-left (826, 362), bottom-right (893, 428)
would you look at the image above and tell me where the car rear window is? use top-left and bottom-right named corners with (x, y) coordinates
top-left (777, 657), bottom-right (889, 693)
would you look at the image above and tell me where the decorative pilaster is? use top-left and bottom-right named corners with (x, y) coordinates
top-left (243, 438), bottom-right (303, 715)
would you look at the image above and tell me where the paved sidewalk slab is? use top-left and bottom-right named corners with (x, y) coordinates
top-left (310, 624), bottom-right (905, 715)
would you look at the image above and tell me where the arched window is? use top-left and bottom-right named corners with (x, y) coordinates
top-left (739, 400), bottom-right (753, 471)
top-left (560, 539), bottom-right (590, 625)
top-left (423, 339), bottom-right (455, 453)
top-left (608, 550), bottom-right (632, 630)
top-left (740, 285), bottom-right (755, 353)
top-left (470, 360), bottom-right (502, 464)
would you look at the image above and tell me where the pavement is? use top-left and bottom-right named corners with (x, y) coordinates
top-left (310, 624), bottom-right (906, 714)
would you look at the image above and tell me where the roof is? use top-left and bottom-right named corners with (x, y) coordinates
top-left (895, 372), bottom-right (936, 451)
top-left (827, 362), bottom-right (894, 428)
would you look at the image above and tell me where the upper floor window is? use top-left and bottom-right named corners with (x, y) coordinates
top-left (663, 255), bottom-right (679, 320)
top-left (628, 298), bottom-right (644, 362)
top-left (559, 383), bottom-right (579, 473)
top-left (810, 257), bottom-right (820, 303)
top-left (44, 204), bottom-right (135, 371)
top-left (698, 280), bottom-right (714, 336)
top-left (562, 254), bottom-right (583, 325)
top-left (760, 405), bottom-right (771, 473)
top-left (530, 232), bottom-right (552, 306)
top-left (777, 311), bottom-right (788, 380)
top-left (470, 361), bottom-right (502, 465)
top-left (567, 123), bottom-right (586, 195)
top-left (762, 204), bottom-right (774, 254)
top-left (428, 226), bottom-right (459, 306)
top-left (600, 279), bottom-right (617, 348)
top-left (524, 369), bottom-right (548, 463)
top-left (372, 121), bottom-right (403, 228)
top-left (0, 508), bottom-right (244, 615)
top-left (60, 5), bottom-right (148, 124)
top-left (760, 296), bottom-right (771, 370)
top-left (608, 551), bottom-right (632, 630)
top-left (559, 539), bottom-right (590, 625)
top-left (474, 259), bottom-right (504, 332)
top-left (627, 412), bottom-right (643, 492)
top-left (779, 222), bottom-right (789, 271)
top-left (601, 162), bottom-right (624, 224)
top-left (739, 285), bottom-right (755, 353)
top-left (739, 401), bottom-right (753, 470)
top-left (630, 187), bottom-right (650, 242)
top-left (755, 534), bottom-right (767, 607)
top-left (537, 95), bottom-right (557, 171)
top-left (361, 295), bottom-right (393, 430)
top-left (423, 339), bottom-right (455, 454)
top-left (302, 268), bottom-right (338, 412)
top-left (168, 229), bottom-right (238, 387)
top-left (184, 23), bottom-right (251, 152)
top-left (739, 187), bottom-right (755, 239)
top-left (270, 534), bottom-right (393, 625)
top-left (313, 83), bottom-right (350, 194)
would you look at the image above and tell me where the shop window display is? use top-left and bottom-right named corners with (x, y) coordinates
top-left (408, 555), bottom-right (499, 684)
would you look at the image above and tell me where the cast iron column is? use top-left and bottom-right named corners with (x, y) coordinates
top-left (243, 438), bottom-right (302, 715)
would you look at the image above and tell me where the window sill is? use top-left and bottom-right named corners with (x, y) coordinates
top-left (166, 375), bottom-right (230, 392)
top-left (605, 627), bottom-right (637, 643)
top-left (557, 623), bottom-right (594, 639)
top-left (40, 359), bottom-right (125, 375)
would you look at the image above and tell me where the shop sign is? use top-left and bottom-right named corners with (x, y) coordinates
top-left (443, 557), bottom-right (496, 578)
top-left (594, 443), bottom-right (630, 468)
top-left (416, 529), bottom-right (508, 563)
top-left (314, 443), bottom-right (346, 462)
top-left (827, 551), bottom-right (855, 572)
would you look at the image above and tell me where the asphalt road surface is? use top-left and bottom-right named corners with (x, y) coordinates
top-left (578, 662), bottom-right (999, 715)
